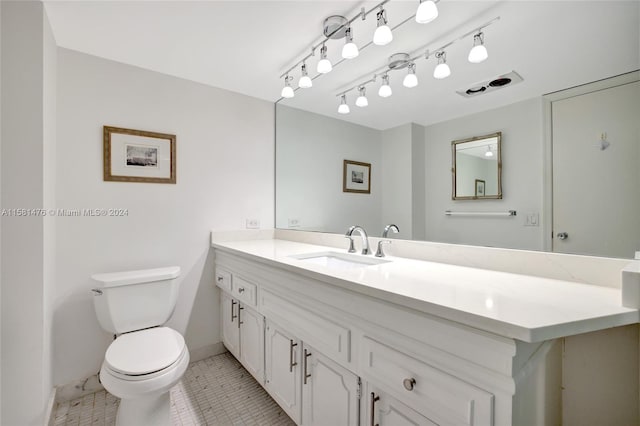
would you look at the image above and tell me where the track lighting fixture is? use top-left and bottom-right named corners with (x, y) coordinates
top-left (317, 44), bottom-right (332, 74)
top-left (373, 8), bottom-right (393, 46)
top-left (355, 86), bottom-right (368, 107)
top-left (378, 74), bottom-right (392, 97)
top-left (342, 27), bottom-right (359, 59)
top-left (415, 0), bottom-right (438, 24)
top-left (403, 63), bottom-right (418, 88)
top-left (338, 94), bottom-right (350, 114)
top-left (281, 75), bottom-right (294, 98)
top-left (433, 51), bottom-right (451, 79)
top-left (298, 63), bottom-right (312, 89)
top-left (484, 145), bottom-right (494, 157)
top-left (468, 31), bottom-right (488, 63)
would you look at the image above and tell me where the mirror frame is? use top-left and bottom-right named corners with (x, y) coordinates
top-left (451, 131), bottom-right (503, 200)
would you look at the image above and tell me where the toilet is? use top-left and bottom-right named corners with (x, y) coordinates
top-left (91, 266), bottom-right (190, 426)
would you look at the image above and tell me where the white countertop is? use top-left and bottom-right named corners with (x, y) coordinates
top-left (212, 238), bottom-right (639, 343)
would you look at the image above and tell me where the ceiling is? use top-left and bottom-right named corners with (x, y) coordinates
top-left (44, 1), bottom-right (640, 130)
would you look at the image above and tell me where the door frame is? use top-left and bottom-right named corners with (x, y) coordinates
top-left (542, 70), bottom-right (640, 252)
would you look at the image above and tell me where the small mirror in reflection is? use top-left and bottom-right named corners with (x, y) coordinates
top-left (452, 132), bottom-right (502, 200)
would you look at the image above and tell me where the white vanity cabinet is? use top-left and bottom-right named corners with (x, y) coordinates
top-left (218, 269), bottom-right (265, 385)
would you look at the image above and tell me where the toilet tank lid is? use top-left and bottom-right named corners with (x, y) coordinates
top-left (91, 266), bottom-right (180, 288)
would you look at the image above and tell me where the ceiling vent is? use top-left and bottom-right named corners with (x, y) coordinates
top-left (456, 71), bottom-right (523, 98)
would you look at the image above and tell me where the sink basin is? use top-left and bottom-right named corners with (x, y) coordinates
top-left (290, 251), bottom-right (391, 269)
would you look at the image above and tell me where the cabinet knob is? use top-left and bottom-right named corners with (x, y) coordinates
top-left (217, 276), bottom-right (224, 282)
top-left (238, 287), bottom-right (245, 293)
top-left (403, 377), bottom-right (416, 391)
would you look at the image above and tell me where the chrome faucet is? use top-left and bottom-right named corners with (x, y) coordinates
top-left (375, 224), bottom-right (399, 258)
top-left (345, 225), bottom-right (371, 255)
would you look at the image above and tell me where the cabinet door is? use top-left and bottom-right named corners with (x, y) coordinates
top-left (302, 344), bottom-right (359, 426)
top-left (365, 383), bottom-right (436, 426)
top-left (221, 291), bottom-right (240, 359)
top-left (239, 304), bottom-right (265, 385)
top-left (265, 320), bottom-right (302, 424)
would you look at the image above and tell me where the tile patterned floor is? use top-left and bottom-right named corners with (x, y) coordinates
top-left (52, 352), bottom-right (296, 426)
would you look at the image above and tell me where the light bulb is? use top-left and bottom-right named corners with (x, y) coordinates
top-left (433, 52), bottom-right (451, 79)
top-left (468, 32), bottom-right (488, 63)
top-left (342, 28), bottom-right (359, 59)
top-left (378, 75), bottom-right (392, 98)
top-left (355, 87), bottom-right (368, 107)
top-left (403, 64), bottom-right (418, 88)
top-left (373, 10), bottom-right (393, 46)
top-left (338, 95), bottom-right (350, 114)
top-left (317, 45), bottom-right (332, 74)
top-left (281, 76), bottom-right (294, 98)
top-left (415, 0), bottom-right (438, 24)
top-left (485, 147), bottom-right (494, 157)
top-left (298, 64), bottom-right (312, 88)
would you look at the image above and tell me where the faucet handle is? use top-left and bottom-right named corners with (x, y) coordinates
top-left (344, 235), bottom-right (356, 253)
top-left (375, 240), bottom-right (392, 258)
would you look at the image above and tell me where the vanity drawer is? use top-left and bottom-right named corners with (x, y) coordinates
top-left (361, 337), bottom-right (494, 426)
top-left (232, 276), bottom-right (257, 307)
top-left (215, 268), bottom-right (232, 292)
top-left (261, 289), bottom-right (350, 364)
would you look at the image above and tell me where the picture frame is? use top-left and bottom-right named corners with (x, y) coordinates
top-left (343, 160), bottom-right (371, 194)
top-left (475, 179), bottom-right (486, 197)
top-left (103, 126), bottom-right (176, 184)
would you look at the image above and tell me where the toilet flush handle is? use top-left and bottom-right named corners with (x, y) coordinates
top-left (91, 288), bottom-right (103, 296)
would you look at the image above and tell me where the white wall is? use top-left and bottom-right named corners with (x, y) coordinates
top-left (411, 124), bottom-right (426, 241)
top-left (54, 49), bottom-right (274, 387)
top-left (424, 98), bottom-right (545, 250)
top-left (381, 124), bottom-right (412, 239)
top-left (1, 1), bottom-right (56, 424)
top-left (276, 105), bottom-right (382, 235)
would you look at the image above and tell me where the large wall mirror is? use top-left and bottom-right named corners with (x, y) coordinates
top-left (452, 132), bottom-right (502, 200)
top-left (275, 1), bottom-right (639, 259)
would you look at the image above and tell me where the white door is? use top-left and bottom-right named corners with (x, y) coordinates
top-left (239, 305), bottom-right (265, 385)
top-left (302, 344), bottom-right (359, 426)
top-left (552, 81), bottom-right (640, 257)
top-left (220, 291), bottom-right (240, 359)
top-left (265, 320), bottom-right (302, 424)
top-left (365, 383), bottom-right (436, 426)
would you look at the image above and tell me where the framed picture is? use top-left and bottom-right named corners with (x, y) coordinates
top-left (343, 160), bottom-right (371, 194)
top-left (103, 126), bottom-right (176, 184)
top-left (475, 179), bottom-right (486, 196)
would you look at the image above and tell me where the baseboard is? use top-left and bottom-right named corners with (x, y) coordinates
top-left (54, 373), bottom-right (103, 403)
top-left (189, 341), bottom-right (227, 362)
top-left (46, 387), bottom-right (57, 426)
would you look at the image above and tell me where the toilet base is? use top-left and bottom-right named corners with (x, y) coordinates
top-left (116, 391), bottom-right (170, 426)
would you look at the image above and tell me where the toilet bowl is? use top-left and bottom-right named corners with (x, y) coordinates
top-left (91, 267), bottom-right (189, 426)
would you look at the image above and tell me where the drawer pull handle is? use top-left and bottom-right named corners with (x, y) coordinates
top-left (303, 349), bottom-right (312, 384)
top-left (238, 306), bottom-right (244, 327)
top-left (403, 378), bottom-right (416, 391)
top-left (370, 392), bottom-right (380, 426)
top-left (238, 287), bottom-right (245, 293)
top-left (231, 300), bottom-right (238, 322)
top-left (289, 340), bottom-right (298, 372)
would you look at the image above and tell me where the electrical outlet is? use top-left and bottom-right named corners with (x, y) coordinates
top-left (524, 213), bottom-right (539, 227)
top-left (245, 218), bottom-right (260, 229)
top-left (288, 218), bottom-right (300, 228)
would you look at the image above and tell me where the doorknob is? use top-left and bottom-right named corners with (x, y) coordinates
top-left (557, 232), bottom-right (568, 240)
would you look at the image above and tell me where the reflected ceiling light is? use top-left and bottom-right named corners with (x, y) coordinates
top-left (342, 27), bottom-right (359, 59)
top-left (355, 86), bottom-right (369, 107)
top-left (317, 44), bottom-right (332, 74)
top-left (484, 145), bottom-right (494, 157)
top-left (298, 63), bottom-right (312, 88)
top-left (415, 0), bottom-right (438, 24)
top-left (378, 74), bottom-right (392, 97)
top-left (433, 51), bottom-right (451, 79)
top-left (373, 8), bottom-right (393, 46)
top-left (281, 75), bottom-right (294, 98)
top-left (338, 94), bottom-right (350, 114)
top-left (468, 31), bottom-right (488, 63)
top-left (403, 63), bottom-right (418, 88)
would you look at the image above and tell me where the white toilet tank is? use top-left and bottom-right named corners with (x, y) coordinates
top-left (91, 266), bottom-right (180, 334)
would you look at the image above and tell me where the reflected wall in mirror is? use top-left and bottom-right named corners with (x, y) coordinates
top-left (452, 132), bottom-right (502, 200)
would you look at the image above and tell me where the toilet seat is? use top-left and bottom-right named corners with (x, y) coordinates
top-left (104, 327), bottom-right (186, 379)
